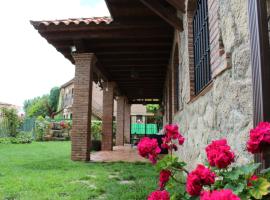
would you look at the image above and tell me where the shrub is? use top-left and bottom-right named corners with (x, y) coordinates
top-left (0, 132), bottom-right (33, 144)
top-left (13, 131), bottom-right (33, 144)
top-left (91, 120), bottom-right (102, 141)
top-left (0, 137), bottom-right (12, 144)
top-left (35, 116), bottom-right (49, 141)
top-left (137, 123), bottom-right (270, 200)
top-left (0, 107), bottom-right (21, 137)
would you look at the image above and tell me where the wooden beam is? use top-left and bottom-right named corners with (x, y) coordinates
top-left (140, 0), bottom-right (183, 31)
top-left (101, 60), bottom-right (168, 65)
top-left (166, 0), bottom-right (185, 13)
top-left (42, 28), bottom-right (172, 40)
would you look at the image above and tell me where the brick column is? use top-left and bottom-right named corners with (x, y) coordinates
top-left (71, 53), bottom-right (96, 161)
top-left (116, 96), bottom-right (125, 146)
top-left (124, 101), bottom-right (131, 144)
top-left (101, 82), bottom-right (115, 151)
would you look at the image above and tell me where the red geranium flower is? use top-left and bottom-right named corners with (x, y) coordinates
top-left (148, 190), bottom-right (170, 200)
top-left (247, 175), bottom-right (259, 187)
top-left (205, 139), bottom-right (235, 168)
top-left (159, 170), bottom-right (171, 188)
top-left (162, 124), bottom-right (185, 151)
top-left (137, 137), bottom-right (161, 164)
top-left (200, 189), bottom-right (240, 200)
top-left (247, 122), bottom-right (270, 153)
top-left (186, 164), bottom-right (216, 196)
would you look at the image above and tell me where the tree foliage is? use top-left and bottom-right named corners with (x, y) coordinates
top-left (146, 104), bottom-right (160, 113)
top-left (48, 87), bottom-right (60, 113)
top-left (25, 95), bottom-right (49, 118)
top-left (23, 86), bottom-right (60, 118)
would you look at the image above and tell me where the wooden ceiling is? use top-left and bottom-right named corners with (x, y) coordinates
top-left (31, 0), bottom-right (184, 103)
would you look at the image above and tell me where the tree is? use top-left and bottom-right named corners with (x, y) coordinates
top-left (26, 95), bottom-right (49, 118)
top-left (23, 86), bottom-right (60, 118)
top-left (48, 87), bottom-right (60, 113)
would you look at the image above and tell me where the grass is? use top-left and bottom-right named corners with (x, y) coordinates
top-left (0, 142), bottom-right (157, 200)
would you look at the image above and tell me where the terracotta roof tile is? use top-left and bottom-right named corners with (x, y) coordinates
top-left (31, 17), bottom-right (113, 28)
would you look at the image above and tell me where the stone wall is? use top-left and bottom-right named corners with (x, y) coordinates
top-left (170, 0), bottom-right (254, 169)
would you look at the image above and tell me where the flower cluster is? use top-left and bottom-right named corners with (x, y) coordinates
top-left (247, 122), bottom-right (270, 153)
top-left (147, 190), bottom-right (170, 200)
top-left (200, 189), bottom-right (240, 200)
top-left (59, 121), bottom-right (70, 129)
top-left (186, 164), bottom-right (216, 196)
top-left (137, 137), bottom-right (161, 164)
top-left (247, 175), bottom-right (259, 187)
top-left (137, 122), bottom-right (270, 200)
top-left (205, 139), bottom-right (235, 168)
top-left (159, 170), bottom-right (171, 189)
top-left (161, 124), bottom-right (185, 151)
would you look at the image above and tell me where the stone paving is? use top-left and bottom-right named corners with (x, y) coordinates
top-left (91, 144), bottom-right (148, 162)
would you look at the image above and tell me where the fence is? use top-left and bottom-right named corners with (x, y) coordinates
top-left (0, 116), bottom-right (36, 137)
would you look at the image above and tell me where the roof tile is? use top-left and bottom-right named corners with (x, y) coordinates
top-left (31, 17), bottom-right (113, 28)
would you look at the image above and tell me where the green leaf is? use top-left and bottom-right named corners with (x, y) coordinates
top-left (249, 178), bottom-right (270, 199)
top-left (224, 182), bottom-right (246, 195)
top-left (155, 155), bottom-right (187, 172)
top-left (241, 163), bottom-right (261, 176)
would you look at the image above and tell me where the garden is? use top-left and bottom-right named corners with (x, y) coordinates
top-left (0, 141), bottom-right (156, 200)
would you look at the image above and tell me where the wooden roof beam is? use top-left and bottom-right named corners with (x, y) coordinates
top-left (140, 0), bottom-right (183, 31)
top-left (166, 0), bottom-right (186, 13)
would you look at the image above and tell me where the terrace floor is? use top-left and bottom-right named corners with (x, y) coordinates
top-left (91, 144), bottom-right (148, 163)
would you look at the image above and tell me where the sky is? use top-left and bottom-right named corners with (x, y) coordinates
top-left (0, 0), bottom-right (110, 107)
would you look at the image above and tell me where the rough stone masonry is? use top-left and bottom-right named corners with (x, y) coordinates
top-left (171, 0), bottom-right (254, 169)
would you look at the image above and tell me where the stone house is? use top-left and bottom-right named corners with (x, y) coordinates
top-left (31, 0), bottom-right (270, 168)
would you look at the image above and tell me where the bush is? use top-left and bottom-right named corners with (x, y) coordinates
top-left (91, 120), bottom-right (102, 141)
top-left (0, 132), bottom-right (33, 144)
top-left (0, 107), bottom-right (21, 137)
top-left (13, 132), bottom-right (33, 144)
top-left (0, 137), bottom-right (12, 144)
top-left (35, 116), bottom-right (49, 141)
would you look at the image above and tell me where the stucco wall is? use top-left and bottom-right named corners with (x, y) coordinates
top-left (171, 0), bottom-right (254, 169)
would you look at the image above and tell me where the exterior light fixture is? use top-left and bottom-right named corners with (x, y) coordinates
top-left (70, 45), bottom-right (77, 53)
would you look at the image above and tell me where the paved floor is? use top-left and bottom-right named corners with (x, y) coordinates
top-left (91, 144), bottom-right (148, 162)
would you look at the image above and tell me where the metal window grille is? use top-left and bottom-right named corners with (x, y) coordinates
top-left (193, 0), bottom-right (211, 94)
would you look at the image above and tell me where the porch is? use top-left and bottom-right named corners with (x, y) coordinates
top-left (30, 0), bottom-right (182, 161)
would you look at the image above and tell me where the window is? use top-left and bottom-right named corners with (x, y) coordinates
top-left (193, 0), bottom-right (211, 94)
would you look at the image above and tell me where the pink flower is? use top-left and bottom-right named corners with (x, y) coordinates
top-left (186, 164), bottom-right (216, 196)
top-left (247, 122), bottom-right (270, 153)
top-left (205, 139), bottom-right (235, 168)
top-left (162, 124), bottom-right (185, 151)
top-left (247, 175), bottom-right (259, 187)
top-left (159, 170), bottom-right (171, 188)
top-left (200, 189), bottom-right (240, 200)
top-left (148, 190), bottom-right (170, 200)
top-left (137, 137), bottom-right (161, 164)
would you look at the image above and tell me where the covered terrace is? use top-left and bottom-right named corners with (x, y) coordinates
top-left (31, 0), bottom-right (184, 161)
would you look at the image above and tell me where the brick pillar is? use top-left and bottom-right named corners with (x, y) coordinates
top-left (124, 101), bottom-right (131, 144)
top-left (71, 53), bottom-right (96, 161)
top-left (116, 96), bottom-right (125, 146)
top-left (101, 82), bottom-right (115, 151)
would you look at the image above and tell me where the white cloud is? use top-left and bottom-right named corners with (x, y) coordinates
top-left (0, 0), bottom-right (110, 106)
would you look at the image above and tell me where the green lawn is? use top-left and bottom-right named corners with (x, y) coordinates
top-left (0, 142), bottom-right (157, 200)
